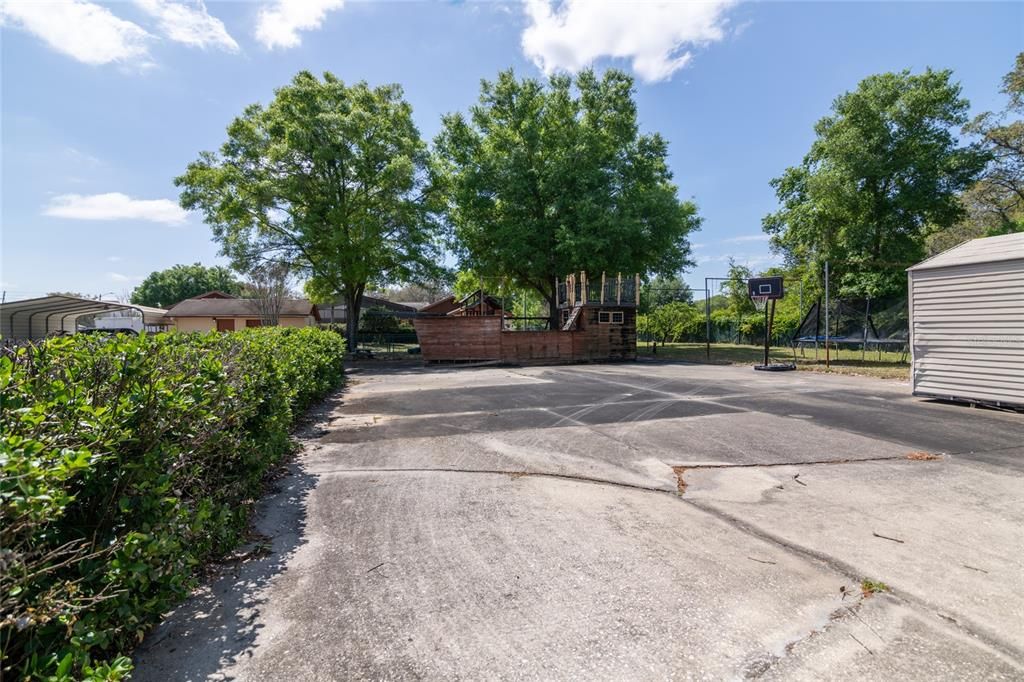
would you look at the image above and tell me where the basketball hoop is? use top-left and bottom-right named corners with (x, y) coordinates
top-left (745, 276), bottom-right (797, 372)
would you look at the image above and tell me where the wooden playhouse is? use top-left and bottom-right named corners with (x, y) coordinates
top-left (413, 273), bottom-right (638, 365)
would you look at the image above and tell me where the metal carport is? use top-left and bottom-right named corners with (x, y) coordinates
top-left (0, 295), bottom-right (163, 341)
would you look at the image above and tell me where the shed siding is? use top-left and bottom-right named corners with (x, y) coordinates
top-left (910, 258), bottom-right (1024, 408)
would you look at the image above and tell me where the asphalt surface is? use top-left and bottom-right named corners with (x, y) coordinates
top-left (134, 361), bottom-right (1024, 680)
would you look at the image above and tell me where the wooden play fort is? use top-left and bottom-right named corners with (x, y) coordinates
top-left (414, 273), bottom-right (638, 365)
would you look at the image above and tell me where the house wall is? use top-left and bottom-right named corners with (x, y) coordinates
top-left (279, 316), bottom-right (313, 328)
top-left (413, 306), bottom-right (636, 365)
top-left (170, 316), bottom-right (314, 332)
top-left (909, 258), bottom-right (1024, 408)
top-left (173, 317), bottom-right (216, 333)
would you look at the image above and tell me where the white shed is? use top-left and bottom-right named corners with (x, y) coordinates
top-left (907, 232), bottom-right (1024, 409)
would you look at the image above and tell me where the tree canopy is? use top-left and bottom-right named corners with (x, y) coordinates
top-left (176, 71), bottom-right (442, 347)
top-left (640, 274), bottom-right (692, 313)
top-left (433, 68), bottom-right (701, 325)
top-left (130, 263), bottom-right (241, 308)
top-left (930, 52), bottom-right (1024, 250)
top-left (763, 68), bottom-right (988, 298)
top-left (640, 301), bottom-right (702, 347)
top-left (721, 258), bottom-right (755, 323)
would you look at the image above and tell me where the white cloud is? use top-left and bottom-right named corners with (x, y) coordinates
top-left (106, 272), bottom-right (132, 282)
top-left (134, 0), bottom-right (239, 52)
top-left (721, 234), bottom-right (770, 244)
top-left (107, 256), bottom-right (123, 262)
top-left (521, 0), bottom-right (735, 82)
top-left (698, 253), bottom-right (778, 269)
top-left (1, 0), bottom-right (152, 66)
top-left (255, 0), bottom-right (343, 50)
top-left (44, 192), bottom-right (188, 225)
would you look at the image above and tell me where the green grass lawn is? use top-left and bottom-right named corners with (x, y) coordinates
top-left (638, 342), bottom-right (910, 380)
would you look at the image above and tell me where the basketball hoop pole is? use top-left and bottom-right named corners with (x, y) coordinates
top-left (749, 276), bottom-right (794, 372)
top-left (763, 299), bottom-right (770, 367)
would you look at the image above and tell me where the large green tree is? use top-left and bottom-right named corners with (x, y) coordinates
top-left (763, 68), bottom-right (988, 298)
top-left (928, 52), bottom-right (1024, 254)
top-left (130, 263), bottom-right (241, 308)
top-left (176, 71), bottom-right (442, 348)
top-left (433, 68), bottom-right (701, 327)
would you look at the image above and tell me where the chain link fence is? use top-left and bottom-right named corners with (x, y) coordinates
top-left (637, 273), bottom-right (910, 370)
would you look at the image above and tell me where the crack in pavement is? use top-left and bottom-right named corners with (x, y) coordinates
top-left (311, 465), bottom-right (677, 495)
top-left (310, 458), bottom-right (1023, 664)
top-left (677, 491), bottom-right (1024, 664)
top-left (670, 453), bottom-right (942, 495)
top-left (310, 451), bottom-right (940, 497)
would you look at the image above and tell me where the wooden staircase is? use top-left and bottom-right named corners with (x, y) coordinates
top-left (562, 304), bottom-right (583, 331)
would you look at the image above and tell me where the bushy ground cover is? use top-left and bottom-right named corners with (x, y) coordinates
top-left (1, 327), bottom-right (345, 680)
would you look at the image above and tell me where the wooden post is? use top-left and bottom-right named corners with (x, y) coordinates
top-left (617, 273), bottom-right (622, 304)
top-left (635, 274), bottom-right (640, 306)
top-left (580, 271), bottom-right (586, 304)
top-left (601, 272), bottom-right (606, 304)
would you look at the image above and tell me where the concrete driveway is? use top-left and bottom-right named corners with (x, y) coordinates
top-left (134, 362), bottom-right (1024, 680)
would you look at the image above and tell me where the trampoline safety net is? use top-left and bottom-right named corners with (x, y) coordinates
top-left (793, 296), bottom-right (909, 347)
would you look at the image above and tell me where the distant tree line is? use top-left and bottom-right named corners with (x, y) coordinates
top-left (138, 54), bottom-right (1021, 349)
top-left (171, 68), bottom-right (700, 348)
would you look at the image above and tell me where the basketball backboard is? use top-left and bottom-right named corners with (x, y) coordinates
top-left (747, 276), bottom-right (784, 299)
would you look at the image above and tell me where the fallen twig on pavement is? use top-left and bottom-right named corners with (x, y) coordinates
top-left (849, 634), bottom-right (874, 655)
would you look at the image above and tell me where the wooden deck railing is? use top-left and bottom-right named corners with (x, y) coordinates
top-left (557, 272), bottom-right (639, 309)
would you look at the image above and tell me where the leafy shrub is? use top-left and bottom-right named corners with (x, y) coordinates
top-left (0, 327), bottom-right (344, 680)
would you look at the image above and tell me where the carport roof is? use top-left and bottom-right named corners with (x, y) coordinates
top-left (0, 295), bottom-right (165, 340)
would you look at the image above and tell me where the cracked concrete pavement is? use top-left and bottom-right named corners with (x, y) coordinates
top-left (134, 362), bottom-right (1024, 680)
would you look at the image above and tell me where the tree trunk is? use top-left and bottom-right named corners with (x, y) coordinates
top-left (547, 294), bottom-right (559, 331)
top-left (529, 279), bottom-right (560, 331)
top-left (344, 284), bottom-right (365, 352)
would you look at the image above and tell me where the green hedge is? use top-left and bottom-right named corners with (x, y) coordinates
top-left (0, 327), bottom-right (345, 680)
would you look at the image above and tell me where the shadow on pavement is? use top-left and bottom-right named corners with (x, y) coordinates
top-left (130, 393), bottom-right (345, 681)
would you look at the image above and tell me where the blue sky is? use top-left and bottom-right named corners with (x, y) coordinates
top-left (2, 0), bottom-right (1021, 301)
